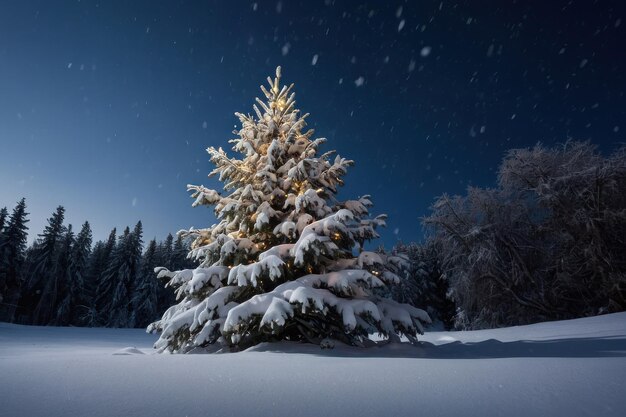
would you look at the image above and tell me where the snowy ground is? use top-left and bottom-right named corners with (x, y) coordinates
top-left (1, 313), bottom-right (625, 417)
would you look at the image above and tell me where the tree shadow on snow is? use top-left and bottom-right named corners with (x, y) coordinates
top-left (417, 336), bottom-right (626, 359)
top-left (247, 336), bottom-right (626, 359)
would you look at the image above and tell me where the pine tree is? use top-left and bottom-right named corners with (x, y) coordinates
top-left (391, 242), bottom-right (456, 330)
top-left (0, 199), bottom-right (29, 322)
top-left (26, 206), bottom-right (66, 325)
top-left (130, 239), bottom-right (159, 328)
top-left (96, 227), bottom-right (129, 326)
top-left (149, 68), bottom-right (430, 352)
top-left (84, 228), bottom-right (116, 326)
top-left (155, 233), bottom-right (176, 314)
top-left (55, 221), bottom-right (92, 326)
top-left (0, 206), bottom-right (8, 236)
top-left (51, 224), bottom-right (75, 325)
top-left (98, 222), bottom-right (143, 327)
top-left (172, 235), bottom-right (192, 270)
top-left (157, 233), bottom-right (174, 268)
top-left (123, 221), bottom-right (144, 322)
top-left (0, 206), bottom-right (7, 278)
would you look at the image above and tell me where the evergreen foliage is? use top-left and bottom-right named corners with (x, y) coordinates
top-left (0, 199), bottom-right (29, 322)
top-left (149, 68), bottom-right (431, 352)
top-left (155, 233), bottom-right (176, 315)
top-left (0, 199), bottom-right (182, 327)
top-left (83, 228), bottom-right (116, 326)
top-left (56, 222), bottom-right (92, 326)
top-left (0, 207), bottom-right (8, 235)
top-left (97, 222), bottom-right (144, 327)
top-left (130, 239), bottom-right (159, 328)
top-left (389, 242), bottom-right (456, 330)
top-left (51, 224), bottom-right (75, 325)
top-left (27, 206), bottom-right (66, 325)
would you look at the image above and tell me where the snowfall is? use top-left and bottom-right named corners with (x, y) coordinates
top-left (1, 313), bottom-right (625, 417)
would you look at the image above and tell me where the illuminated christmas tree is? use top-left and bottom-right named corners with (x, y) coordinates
top-left (149, 67), bottom-right (430, 352)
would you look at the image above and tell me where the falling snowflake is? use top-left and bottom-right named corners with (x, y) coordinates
top-left (281, 43), bottom-right (290, 56)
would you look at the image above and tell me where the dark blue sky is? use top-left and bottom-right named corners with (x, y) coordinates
top-left (1, 0), bottom-right (624, 247)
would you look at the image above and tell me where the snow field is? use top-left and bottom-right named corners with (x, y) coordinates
top-left (1, 312), bottom-right (625, 417)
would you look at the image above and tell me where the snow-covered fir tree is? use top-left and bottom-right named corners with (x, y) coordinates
top-left (149, 67), bottom-right (430, 352)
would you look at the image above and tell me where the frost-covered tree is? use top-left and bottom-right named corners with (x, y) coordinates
top-left (425, 141), bottom-right (626, 329)
top-left (0, 199), bottom-right (29, 322)
top-left (149, 67), bottom-right (430, 352)
top-left (130, 239), bottom-right (159, 328)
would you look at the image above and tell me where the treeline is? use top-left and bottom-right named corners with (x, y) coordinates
top-left (0, 203), bottom-right (192, 327)
top-left (390, 141), bottom-right (626, 330)
top-left (3, 141), bottom-right (625, 332)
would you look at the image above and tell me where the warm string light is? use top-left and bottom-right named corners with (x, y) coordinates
top-left (258, 143), bottom-right (269, 155)
top-left (292, 180), bottom-right (309, 195)
top-left (276, 98), bottom-right (287, 111)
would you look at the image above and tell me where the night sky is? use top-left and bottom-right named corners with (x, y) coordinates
top-left (1, 1), bottom-right (624, 247)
